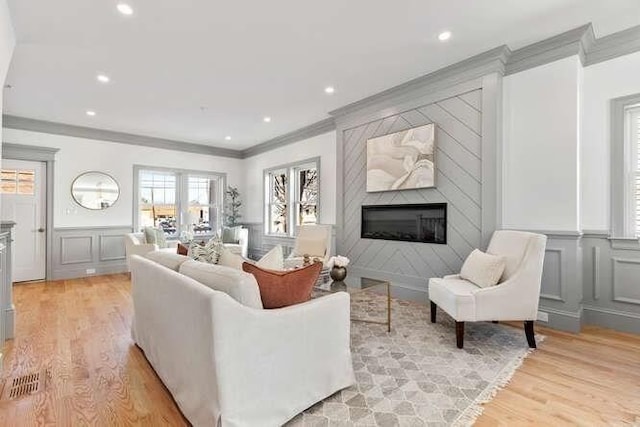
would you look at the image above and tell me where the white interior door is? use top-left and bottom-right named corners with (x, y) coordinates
top-left (1, 159), bottom-right (46, 282)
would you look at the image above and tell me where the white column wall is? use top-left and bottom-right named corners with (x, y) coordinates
top-left (502, 56), bottom-right (582, 232)
top-left (0, 0), bottom-right (16, 148)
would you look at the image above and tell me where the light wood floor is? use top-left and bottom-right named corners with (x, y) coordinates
top-left (0, 275), bottom-right (639, 426)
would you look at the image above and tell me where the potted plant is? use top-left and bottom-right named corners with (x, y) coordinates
top-left (225, 185), bottom-right (242, 226)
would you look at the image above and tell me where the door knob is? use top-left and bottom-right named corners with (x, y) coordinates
top-left (37, 228), bottom-right (45, 233)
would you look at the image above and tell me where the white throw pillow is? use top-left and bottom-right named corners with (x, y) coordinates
top-left (218, 247), bottom-right (245, 271)
top-left (460, 249), bottom-right (506, 288)
top-left (256, 245), bottom-right (284, 270)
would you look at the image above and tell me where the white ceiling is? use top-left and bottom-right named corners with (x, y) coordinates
top-left (3, 0), bottom-right (639, 150)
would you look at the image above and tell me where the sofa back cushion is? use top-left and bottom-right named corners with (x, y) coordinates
top-left (179, 260), bottom-right (263, 309)
top-left (242, 262), bottom-right (322, 309)
top-left (145, 251), bottom-right (191, 271)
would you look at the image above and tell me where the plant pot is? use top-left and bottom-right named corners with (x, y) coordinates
top-left (330, 266), bottom-right (347, 282)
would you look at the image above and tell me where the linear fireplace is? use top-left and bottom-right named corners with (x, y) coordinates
top-left (361, 203), bottom-right (447, 244)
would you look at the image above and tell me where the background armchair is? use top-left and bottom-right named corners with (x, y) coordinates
top-left (124, 232), bottom-right (178, 271)
top-left (428, 230), bottom-right (547, 349)
top-left (222, 227), bottom-right (249, 258)
top-left (284, 224), bottom-right (332, 268)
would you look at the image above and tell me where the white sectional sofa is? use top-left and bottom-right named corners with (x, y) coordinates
top-left (130, 251), bottom-right (355, 427)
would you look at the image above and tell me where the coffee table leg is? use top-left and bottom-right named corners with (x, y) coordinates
top-left (387, 282), bottom-right (391, 332)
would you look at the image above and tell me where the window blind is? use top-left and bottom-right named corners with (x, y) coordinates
top-left (635, 110), bottom-right (640, 236)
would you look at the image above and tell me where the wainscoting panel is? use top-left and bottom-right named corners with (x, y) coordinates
top-left (60, 236), bottom-right (93, 265)
top-left (612, 258), bottom-right (640, 305)
top-left (337, 87), bottom-right (484, 292)
top-left (582, 234), bottom-right (640, 334)
top-left (540, 248), bottom-right (564, 302)
top-left (99, 234), bottom-right (127, 262)
top-left (53, 226), bottom-right (132, 280)
top-left (536, 234), bottom-right (583, 332)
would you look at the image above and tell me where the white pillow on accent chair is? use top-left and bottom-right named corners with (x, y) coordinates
top-left (460, 249), bottom-right (506, 288)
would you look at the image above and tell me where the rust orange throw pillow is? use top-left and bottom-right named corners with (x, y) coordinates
top-left (242, 262), bottom-right (322, 309)
top-left (177, 243), bottom-right (189, 256)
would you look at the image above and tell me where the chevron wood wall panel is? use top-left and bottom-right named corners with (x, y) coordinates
top-left (338, 88), bottom-right (483, 288)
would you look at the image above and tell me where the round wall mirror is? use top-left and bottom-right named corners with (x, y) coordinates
top-left (71, 171), bottom-right (120, 210)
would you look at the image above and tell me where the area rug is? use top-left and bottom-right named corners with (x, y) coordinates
top-left (287, 291), bottom-right (541, 426)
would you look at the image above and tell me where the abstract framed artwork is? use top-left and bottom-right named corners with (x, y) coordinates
top-left (366, 123), bottom-right (436, 192)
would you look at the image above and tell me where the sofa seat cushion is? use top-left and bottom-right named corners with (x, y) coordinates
top-left (242, 262), bottom-right (322, 309)
top-left (179, 260), bottom-right (263, 309)
top-left (145, 251), bottom-right (191, 271)
top-left (428, 277), bottom-right (480, 321)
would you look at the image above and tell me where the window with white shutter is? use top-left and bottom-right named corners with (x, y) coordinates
top-left (624, 105), bottom-right (640, 237)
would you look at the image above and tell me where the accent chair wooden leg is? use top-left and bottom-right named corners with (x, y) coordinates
top-left (430, 301), bottom-right (437, 323)
top-left (524, 320), bottom-right (536, 348)
top-left (455, 321), bottom-right (464, 349)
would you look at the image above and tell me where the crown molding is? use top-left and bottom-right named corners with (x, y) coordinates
top-left (585, 24), bottom-right (640, 66)
top-left (2, 115), bottom-right (243, 159)
top-left (241, 117), bottom-right (335, 158)
top-left (329, 45), bottom-right (510, 119)
top-left (1, 142), bottom-right (59, 161)
top-left (504, 23), bottom-right (595, 75)
top-left (330, 23), bottom-right (640, 120)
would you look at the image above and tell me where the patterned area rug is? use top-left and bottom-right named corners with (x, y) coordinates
top-left (287, 290), bottom-right (541, 427)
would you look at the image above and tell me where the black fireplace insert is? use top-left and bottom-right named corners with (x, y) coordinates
top-left (361, 203), bottom-right (447, 244)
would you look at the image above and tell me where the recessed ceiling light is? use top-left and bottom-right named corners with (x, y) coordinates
top-left (225, 136), bottom-right (232, 141)
top-left (117, 3), bottom-right (134, 15)
top-left (325, 86), bottom-right (335, 94)
top-left (86, 110), bottom-right (96, 117)
top-left (96, 74), bottom-right (110, 83)
top-left (263, 116), bottom-right (272, 123)
top-left (438, 31), bottom-right (452, 41)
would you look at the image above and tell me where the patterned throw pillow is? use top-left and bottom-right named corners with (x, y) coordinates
top-left (242, 261), bottom-right (322, 309)
top-left (189, 237), bottom-right (223, 264)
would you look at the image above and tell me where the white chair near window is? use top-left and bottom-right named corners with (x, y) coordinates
top-left (284, 224), bottom-right (332, 268)
top-left (428, 230), bottom-right (547, 349)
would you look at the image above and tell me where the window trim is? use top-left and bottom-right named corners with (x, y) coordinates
top-left (610, 94), bottom-right (640, 241)
top-left (263, 156), bottom-right (321, 238)
top-left (133, 165), bottom-right (227, 239)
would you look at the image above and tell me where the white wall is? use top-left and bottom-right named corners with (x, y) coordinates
top-left (502, 56), bottom-right (582, 232)
top-left (0, 0), bottom-right (16, 155)
top-left (2, 128), bottom-right (245, 228)
top-left (243, 131), bottom-right (337, 225)
top-left (581, 51), bottom-right (640, 231)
